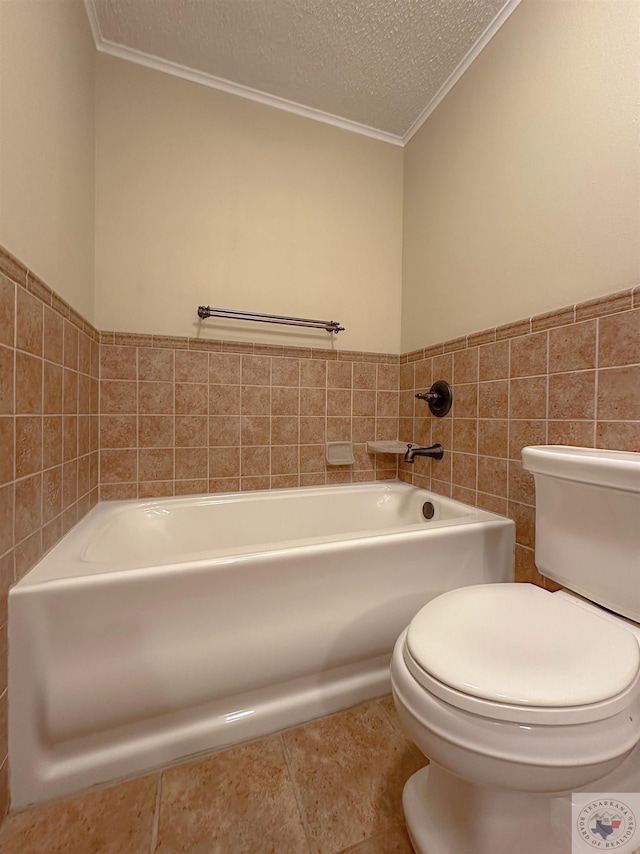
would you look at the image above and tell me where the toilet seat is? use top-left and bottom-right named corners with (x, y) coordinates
top-left (404, 583), bottom-right (640, 726)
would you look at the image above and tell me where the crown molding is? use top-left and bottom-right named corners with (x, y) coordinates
top-left (402, 0), bottom-right (523, 145)
top-left (85, 0), bottom-right (521, 149)
top-left (83, 0), bottom-right (102, 47)
top-left (84, 1), bottom-right (403, 147)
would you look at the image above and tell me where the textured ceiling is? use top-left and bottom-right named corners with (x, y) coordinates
top-left (88, 0), bottom-right (520, 142)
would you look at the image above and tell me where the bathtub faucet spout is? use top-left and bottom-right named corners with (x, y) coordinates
top-left (404, 444), bottom-right (444, 464)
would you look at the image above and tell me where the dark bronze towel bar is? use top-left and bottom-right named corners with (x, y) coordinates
top-left (197, 306), bottom-right (344, 334)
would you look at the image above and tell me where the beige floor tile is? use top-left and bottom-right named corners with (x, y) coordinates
top-left (284, 701), bottom-right (425, 854)
top-left (344, 826), bottom-right (415, 853)
top-left (376, 695), bottom-right (427, 766)
top-left (377, 694), bottom-right (407, 732)
top-left (155, 735), bottom-right (310, 854)
top-left (0, 774), bottom-right (158, 854)
top-left (0, 699), bottom-right (422, 853)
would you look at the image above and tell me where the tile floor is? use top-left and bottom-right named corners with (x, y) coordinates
top-left (0, 696), bottom-right (424, 853)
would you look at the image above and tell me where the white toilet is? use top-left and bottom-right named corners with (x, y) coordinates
top-left (391, 445), bottom-right (640, 854)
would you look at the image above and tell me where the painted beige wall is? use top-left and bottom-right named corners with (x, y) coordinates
top-left (0, 0), bottom-right (95, 321)
top-left (402, 0), bottom-right (640, 352)
top-left (95, 55), bottom-right (404, 353)
top-left (2, 1), bottom-right (635, 353)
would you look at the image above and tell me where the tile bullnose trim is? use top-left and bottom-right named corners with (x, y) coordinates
top-left (575, 288), bottom-right (634, 321)
top-left (408, 286), bottom-right (636, 360)
top-left (531, 306), bottom-right (575, 332)
top-left (0, 247), bottom-right (28, 287)
top-left (443, 335), bottom-right (468, 354)
top-left (25, 272), bottom-right (53, 308)
top-left (496, 318), bottom-right (532, 341)
top-left (467, 328), bottom-right (496, 347)
top-left (101, 326), bottom-right (400, 370)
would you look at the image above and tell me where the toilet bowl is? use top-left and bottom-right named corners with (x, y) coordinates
top-left (391, 446), bottom-right (640, 854)
top-left (391, 586), bottom-right (640, 854)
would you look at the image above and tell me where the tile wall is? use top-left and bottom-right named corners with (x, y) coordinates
top-left (0, 246), bottom-right (100, 821)
top-left (398, 287), bottom-right (640, 587)
top-left (97, 334), bottom-right (401, 498)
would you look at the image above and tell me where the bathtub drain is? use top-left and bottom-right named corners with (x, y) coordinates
top-left (422, 502), bottom-right (435, 520)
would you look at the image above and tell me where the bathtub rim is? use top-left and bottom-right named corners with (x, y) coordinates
top-left (14, 480), bottom-right (513, 587)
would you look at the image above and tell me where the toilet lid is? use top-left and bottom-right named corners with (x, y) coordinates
top-left (406, 584), bottom-right (640, 708)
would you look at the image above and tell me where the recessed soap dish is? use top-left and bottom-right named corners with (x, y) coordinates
top-left (326, 442), bottom-right (355, 465)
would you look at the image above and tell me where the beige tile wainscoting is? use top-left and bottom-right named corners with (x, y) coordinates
top-left (398, 287), bottom-right (640, 588)
top-left (0, 247), bottom-right (101, 819)
top-left (98, 334), bottom-right (401, 498)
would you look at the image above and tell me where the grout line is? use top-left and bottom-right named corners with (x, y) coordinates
top-left (12, 287), bottom-right (16, 583)
top-left (375, 695), bottom-right (404, 736)
top-left (594, 317), bottom-right (600, 447)
top-left (473, 350), bottom-right (479, 505)
top-left (336, 824), bottom-right (408, 853)
top-left (149, 772), bottom-right (162, 854)
top-left (279, 733), bottom-right (315, 854)
top-left (544, 331), bottom-right (550, 442)
top-left (506, 339), bottom-right (512, 506)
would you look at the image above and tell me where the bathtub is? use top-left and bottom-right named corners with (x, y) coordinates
top-left (9, 481), bottom-right (514, 807)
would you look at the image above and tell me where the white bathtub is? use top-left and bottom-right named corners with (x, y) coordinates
top-left (9, 481), bottom-right (514, 807)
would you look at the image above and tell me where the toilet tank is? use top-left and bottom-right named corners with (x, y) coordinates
top-left (522, 446), bottom-right (640, 623)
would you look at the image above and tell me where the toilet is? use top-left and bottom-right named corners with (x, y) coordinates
top-left (391, 445), bottom-right (640, 854)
